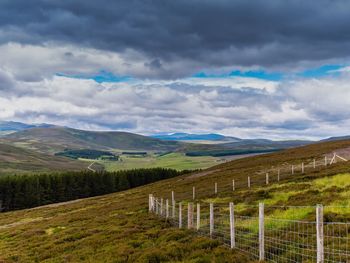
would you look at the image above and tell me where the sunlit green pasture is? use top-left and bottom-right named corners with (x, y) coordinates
top-left (80, 152), bottom-right (224, 171)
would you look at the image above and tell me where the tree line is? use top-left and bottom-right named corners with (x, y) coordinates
top-left (0, 168), bottom-right (185, 212)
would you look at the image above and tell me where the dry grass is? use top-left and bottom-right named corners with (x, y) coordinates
top-left (1, 139), bottom-right (350, 262)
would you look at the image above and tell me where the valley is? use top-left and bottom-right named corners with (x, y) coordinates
top-left (0, 123), bottom-right (314, 174)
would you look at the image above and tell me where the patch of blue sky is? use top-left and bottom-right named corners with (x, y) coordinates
top-left (193, 70), bottom-right (283, 81)
top-left (56, 70), bottom-right (131, 83)
top-left (193, 64), bottom-right (347, 81)
top-left (298, 64), bottom-right (344, 78)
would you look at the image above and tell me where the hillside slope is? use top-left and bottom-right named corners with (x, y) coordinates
top-left (1, 140), bottom-right (350, 262)
top-left (1, 126), bottom-right (312, 163)
top-left (2, 127), bottom-right (181, 154)
top-left (0, 143), bottom-right (87, 174)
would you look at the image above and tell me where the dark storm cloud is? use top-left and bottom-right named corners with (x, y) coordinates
top-left (1, 0), bottom-right (350, 78)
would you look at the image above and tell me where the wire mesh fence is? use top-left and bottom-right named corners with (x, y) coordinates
top-left (149, 196), bottom-right (350, 262)
top-left (153, 153), bottom-right (349, 204)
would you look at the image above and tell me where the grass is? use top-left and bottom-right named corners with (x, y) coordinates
top-left (1, 139), bottom-right (350, 261)
top-left (0, 143), bottom-right (87, 175)
top-left (82, 152), bottom-right (224, 171)
top-left (313, 173), bottom-right (350, 189)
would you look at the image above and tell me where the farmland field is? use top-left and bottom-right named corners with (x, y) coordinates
top-left (80, 152), bottom-right (224, 171)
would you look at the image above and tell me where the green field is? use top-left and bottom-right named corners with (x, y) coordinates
top-left (81, 152), bottom-right (224, 171)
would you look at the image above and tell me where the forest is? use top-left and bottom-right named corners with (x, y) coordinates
top-left (55, 149), bottom-right (118, 160)
top-left (0, 168), bottom-right (184, 212)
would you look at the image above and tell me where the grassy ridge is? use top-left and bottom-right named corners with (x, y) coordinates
top-left (1, 140), bottom-right (350, 262)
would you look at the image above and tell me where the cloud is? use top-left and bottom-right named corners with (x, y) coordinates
top-left (1, 1), bottom-right (350, 78)
top-left (1, 1), bottom-right (350, 139)
top-left (0, 71), bottom-right (350, 140)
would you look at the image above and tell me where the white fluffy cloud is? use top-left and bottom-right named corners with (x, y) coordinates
top-left (1, 43), bottom-right (350, 140)
top-left (1, 64), bottom-right (350, 140)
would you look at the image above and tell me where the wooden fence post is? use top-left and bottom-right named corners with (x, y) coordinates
top-left (232, 179), bottom-right (235, 191)
top-left (302, 162), bottom-right (304, 174)
top-left (259, 203), bottom-right (265, 261)
top-left (277, 169), bottom-right (280, 182)
top-left (325, 156), bottom-right (327, 167)
top-left (179, 202), bottom-right (182, 228)
top-left (152, 196), bottom-right (157, 213)
top-left (229, 202), bottom-right (235, 249)
top-left (210, 203), bottom-right (214, 237)
top-left (160, 198), bottom-right (163, 216)
top-left (193, 186), bottom-right (195, 200)
top-left (330, 153), bottom-right (336, 165)
top-left (149, 194), bottom-right (152, 212)
top-left (188, 203), bottom-right (193, 229)
top-left (215, 182), bottom-right (218, 195)
top-left (316, 204), bottom-right (324, 263)
top-left (166, 199), bottom-right (169, 219)
top-left (248, 176), bottom-right (251, 188)
top-left (155, 198), bottom-right (159, 214)
top-left (292, 165), bottom-right (294, 175)
top-left (266, 173), bottom-right (269, 185)
top-left (196, 203), bottom-right (200, 230)
top-left (314, 159), bottom-right (316, 169)
top-left (172, 191), bottom-right (175, 218)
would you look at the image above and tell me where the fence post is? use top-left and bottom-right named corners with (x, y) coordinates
top-left (172, 191), bottom-right (175, 218)
top-left (325, 156), bottom-right (327, 166)
top-left (292, 165), bottom-right (294, 175)
top-left (232, 179), bottom-right (235, 191)
top-left (277, 169), bottom-right (280, 182)
top-left (155, 198), bottom-right (159, 215)
top-left (166, 199), bottom-right (169, 219)
top-left (160, 198), bottom-right (163, 216)
top-left (259, 203), bottom-right (265, 261)
top-left (193, 186), bottom-right (195, 200)
top-left (314, 159), bottom-right (316, 169)
top-left (179, 202), bottom-right (182, 228)
top-left (302, 162), bottom-right (304, 174)
top-left (248, 176), bottom-right (251, 188)
top-left (149, 194), bottom-right (152, 212)
top-left (316, 204), bottom-right (324, 263)
top-left (215, 182), bottom-right (218, 195)
top-left (188, 203), bottom-right (193, 229)
top-left (196, 203), bottom-right (200, 230)
top-left (266, 173), bottom-right (269, 185)
top-left (153, 197), bottom-right (156, 213)
top-left (210, 203), bottom-right (214, 237)
top-left (229, 202), bottom-right (235, 249)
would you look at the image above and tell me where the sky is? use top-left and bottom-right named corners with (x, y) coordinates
top-left (1, 0), bottom-right (350, 140)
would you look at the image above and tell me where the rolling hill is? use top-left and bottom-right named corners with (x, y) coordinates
top-left (0, 121), bottom-right (52, 134)
top-left (2, 126), bottom-right (181, 154)
top-left (1, 126), bottom-right (312, 156)
top-left (1, 139), bottom-right (350, 262)
top-left (0, 143), bottom-right (88, 174)
top-left (151, 132), bottom-right (241, 143)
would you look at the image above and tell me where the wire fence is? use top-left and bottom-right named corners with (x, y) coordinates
top-left (149, 196), bottom-right (350, 262)
top-left (156, 152), bottom-right (349, 203)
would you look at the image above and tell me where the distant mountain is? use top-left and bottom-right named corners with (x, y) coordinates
top-left (1, 126), bottom-right (315, 157)
top-left (0, 121), bottom-right (53, 132)
top-left (2, 126), bottom-right (181, 154)
top-left (182, 138), bottom-right (313, 156)
top-left (151, 133), bottom-right (241, 143)
top-left (321, 135), bottom-right (350, 142)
